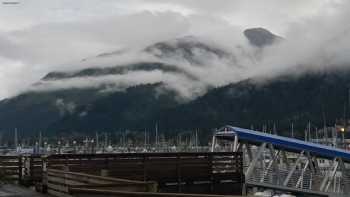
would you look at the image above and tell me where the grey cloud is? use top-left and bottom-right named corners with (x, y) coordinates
top-left (0, 0), bottom-right (350, 100)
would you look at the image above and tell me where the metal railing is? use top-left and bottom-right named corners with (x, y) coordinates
top-left (244, 161), bottom-right (350, 195)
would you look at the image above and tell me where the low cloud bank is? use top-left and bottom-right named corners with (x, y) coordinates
top-left (1, 1), bottom-right (350, 99)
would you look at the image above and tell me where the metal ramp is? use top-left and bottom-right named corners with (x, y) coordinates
top-left (212, 126), bottom-right (350, 197)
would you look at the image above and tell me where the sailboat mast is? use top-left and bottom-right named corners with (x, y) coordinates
top-left (14, 128), bottom-right (18, 149)
top-left (291, 122), bottom-right (294, 138)
top-left (155, 123), bottom-right (158, 148)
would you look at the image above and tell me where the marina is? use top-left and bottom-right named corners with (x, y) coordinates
top-left (2, 1), bottom-right (350, 197)
top-left (0, 126), bottom-right (350, 196)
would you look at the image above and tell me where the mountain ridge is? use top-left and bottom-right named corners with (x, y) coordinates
top-left (1, 27), bottom-right (347, 140)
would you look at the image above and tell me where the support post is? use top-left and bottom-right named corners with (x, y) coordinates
top-left (236, 143), bottom-right (242, 152)
top-left (325, 159), bottom-right (339, 192)
top-left (338, 158), bottom-right (348, 194)
top-left (245, 143), bottom-right (253, 163)
top-left (260, 144), bottom-right (280, 183)
top-left (296, 159), bottom-right (309, 188)
top-left (211, 136), bottom-right (216, 152)
top-left (245, 143), bottom-right (266, 180)
top-left (283, 151), bottom-right (304, 186)
top-left (233, 135), bottom-right (238, 152)
top-left (320, 158), bottom-right (339, 192)
top-left (281, 150), bottom-right (290, 169)
top-left (306, 152), bottom-right (315, 174)
top-left (18, 156), bottom-right (22, 183)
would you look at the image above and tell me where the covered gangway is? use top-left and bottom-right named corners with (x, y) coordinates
top-left (212, 125), bottom-right (350, 197)
top-left (214, 125), bottom-right (350, 162)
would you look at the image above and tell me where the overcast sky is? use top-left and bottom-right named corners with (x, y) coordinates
top-left (0, 0), bottom-right (348, 99)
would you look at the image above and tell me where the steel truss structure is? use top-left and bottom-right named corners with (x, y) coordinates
top-left (212, 126), bottom-right (350, 197)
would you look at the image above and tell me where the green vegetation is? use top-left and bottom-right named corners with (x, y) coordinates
top-left (1, 68), bottom-right (350, 140)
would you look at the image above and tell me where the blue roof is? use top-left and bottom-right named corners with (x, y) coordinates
top-left (216, 125), bottom-right (350, 161)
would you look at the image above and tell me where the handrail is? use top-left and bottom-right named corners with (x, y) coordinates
top-left (47, 168), bottom-right (151, 184)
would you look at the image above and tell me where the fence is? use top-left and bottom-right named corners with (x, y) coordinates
top-left (46, 168), bottom-right (157, 197)
top-left (0, 152), bottom-right (244, 196)
top-left (22, 155), bottom-right (43, 184)
top-left (0, 155), bottom-right (44, 184)
top-left (45, 152), bottom-right (244, 195)
top-left (0, 155), bottom-right (22, 181)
